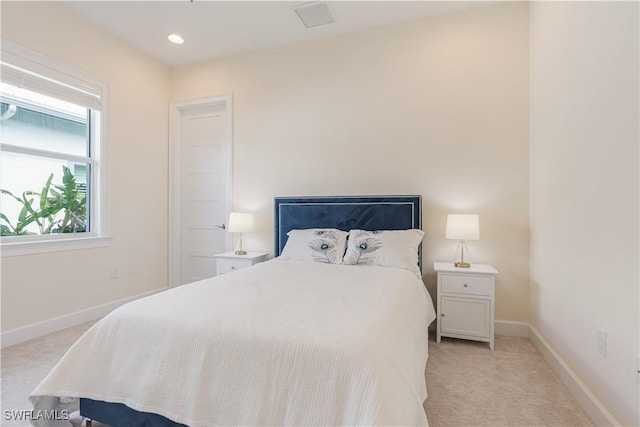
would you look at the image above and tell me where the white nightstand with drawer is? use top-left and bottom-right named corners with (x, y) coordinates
top-left (214, 252), bottom-right (268, 276)
top-left (434, 262), bottom-right (499, 350)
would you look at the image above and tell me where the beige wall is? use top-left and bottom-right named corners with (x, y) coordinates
top-left (529, 2), bottom-right (639, 425)
top-left (1, 2), bottom-right (170, 331)
top-left (171, 2), bottom-right (530, 322)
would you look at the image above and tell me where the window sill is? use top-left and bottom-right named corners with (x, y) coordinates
top-left (1, 236), bottom-right (110, 257)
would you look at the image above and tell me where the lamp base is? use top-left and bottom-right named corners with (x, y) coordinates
top-left (234, 250), bottom-right (247, 256)
top-left (454, 261), bottom-right (471, 268)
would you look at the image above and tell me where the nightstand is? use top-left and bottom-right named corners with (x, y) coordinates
top-left (214, 252), bottom-right (268, 276)
top-left (434, 262), bottom-right (499, 350)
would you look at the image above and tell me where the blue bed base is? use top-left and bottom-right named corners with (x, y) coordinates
top-left (80, 195), bottom-right (422, 427)
top-left (80, 398), bottom-right (186, 427)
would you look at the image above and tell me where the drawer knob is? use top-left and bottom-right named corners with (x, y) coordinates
top-left (231, 266), bottom-right (236, 270)
top-left (441, 313), bottom-right (445, 317)
top-left (464, 284), bottom-right (468, 287)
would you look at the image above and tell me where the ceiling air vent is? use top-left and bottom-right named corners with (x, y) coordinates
top-left (293, 2), bottom-right (336, 28)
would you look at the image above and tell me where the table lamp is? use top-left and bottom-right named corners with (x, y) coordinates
top-left (228, 212), bottom-right (254, 255)
top-left (445, 214), bottom-right (479, 268)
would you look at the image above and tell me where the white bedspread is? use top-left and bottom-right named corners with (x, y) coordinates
top-left (31, 259), bottom-right (436, 426)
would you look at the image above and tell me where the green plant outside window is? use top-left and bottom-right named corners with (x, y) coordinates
top-left (1, 94), bottom-right (91, 237)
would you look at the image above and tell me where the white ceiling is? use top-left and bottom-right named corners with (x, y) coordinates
top-left (62, 1), bottom-right (488, 67)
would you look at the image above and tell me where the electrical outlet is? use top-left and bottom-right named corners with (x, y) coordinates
top-left (128, 264), bottom-right (137, 275)
top-left (111, 266), bottom-right (119, 279)
top-left (596, 329), bottom-right (607, 357)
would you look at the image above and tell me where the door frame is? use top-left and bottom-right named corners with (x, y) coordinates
top-left (169, 94), bottom-right (233, 287)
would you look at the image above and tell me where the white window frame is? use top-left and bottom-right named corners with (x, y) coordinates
top-left (0, 41), bottom-right (110, 257)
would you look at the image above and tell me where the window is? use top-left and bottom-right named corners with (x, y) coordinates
top-left (0, 41), bottom-right (109, 256)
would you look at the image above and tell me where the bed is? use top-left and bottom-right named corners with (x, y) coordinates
top-left (30, 195), bottom-right (436, 427)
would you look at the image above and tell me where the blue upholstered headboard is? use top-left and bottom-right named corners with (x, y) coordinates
top-left (274, 195), bottom-right (422, 270)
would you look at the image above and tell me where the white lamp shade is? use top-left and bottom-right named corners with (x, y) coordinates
top-left (227, 212), bottom-right (254, 233)
top-left (445, 214), bottom-right (479, 241)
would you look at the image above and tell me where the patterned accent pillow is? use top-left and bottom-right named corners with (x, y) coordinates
top-left (280, 229), bottom-right (348, 264)
top-left (343, 229), bottom-right (424, 278)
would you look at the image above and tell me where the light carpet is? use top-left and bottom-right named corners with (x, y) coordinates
top-left (2, 322), bottom-right (593, 426)
top-left (424, 335), bottom-right (593, 427)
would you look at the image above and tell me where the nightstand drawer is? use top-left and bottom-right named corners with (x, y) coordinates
top-left (214, 252), bottom-right (268, 276)
top-left (441, 274), bottom-right (492, 296)
top-left (217, 258), bottom-right (252, 275)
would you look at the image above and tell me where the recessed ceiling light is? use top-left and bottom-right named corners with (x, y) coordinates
top-left (168, 34), bottom-right (185, 44)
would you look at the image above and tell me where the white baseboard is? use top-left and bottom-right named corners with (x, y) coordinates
top-left (1, 289), bottom-right (164, 348)
top-left (495, 319), bottom-right (529, 337)
top-left (528, 325), bottom-right (620, 427)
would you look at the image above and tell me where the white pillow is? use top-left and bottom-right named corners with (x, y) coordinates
top-left (280, 229), bottom-right (349, 264)
top-left (343, 229), bottom-right (424, 278)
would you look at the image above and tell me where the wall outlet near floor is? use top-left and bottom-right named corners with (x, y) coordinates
top-left (111, 266), bottom-right (119, 279)
top-left (596, 329), bottom-right (607, 357)
top-left (128, 264), bottom-right (137, 275)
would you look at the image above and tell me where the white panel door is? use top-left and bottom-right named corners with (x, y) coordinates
top-left (172, 97), bottom-right (231, 285)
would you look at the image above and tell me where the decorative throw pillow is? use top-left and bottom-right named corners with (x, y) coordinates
top-left (280, 229), bottom-right (349, 264)
top-left (343, 229), bottom-right (424, 278)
